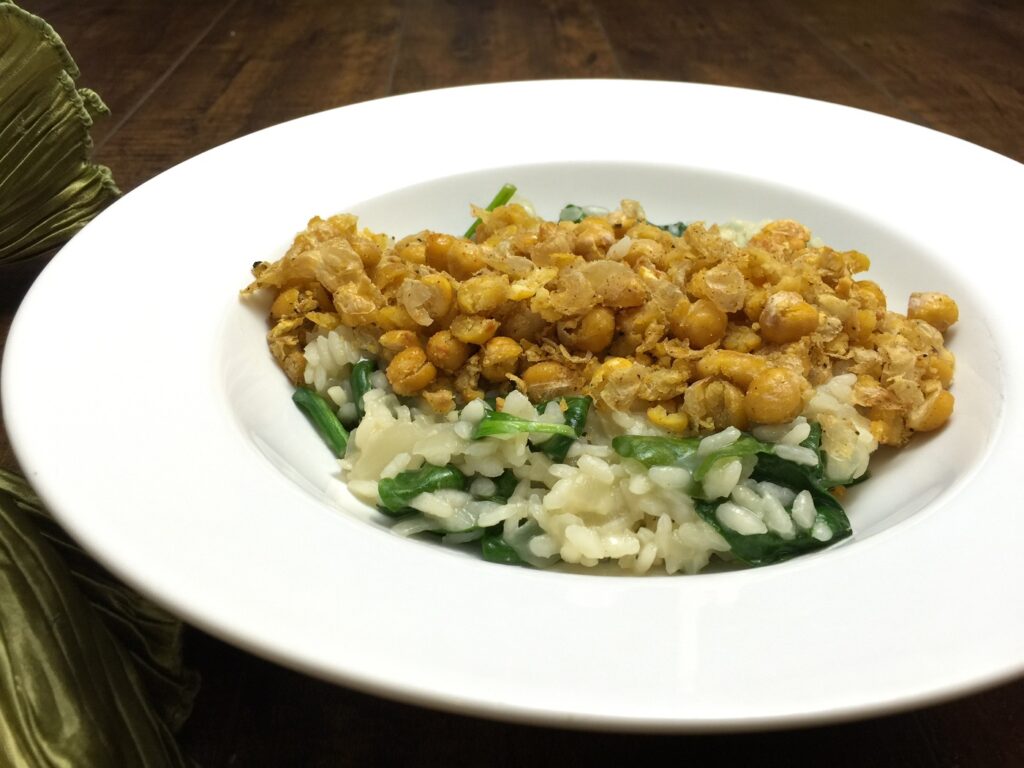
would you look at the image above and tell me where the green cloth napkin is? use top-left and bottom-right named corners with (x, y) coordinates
top-left (0, 0), bottom-right (120, 264)
top-left (0, 470), bottom-right (199, 767)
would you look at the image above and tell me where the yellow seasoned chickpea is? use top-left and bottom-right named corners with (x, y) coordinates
top-left (425, 232), bottom-right (455, 271)
top-left (521, 361), bottom-right (574, 400)
top-left (696, 350), bottom-right (768, 389)
top-left (908, 389), bottom-right (954, 432)
top-left (646, 405), bottom-right (688, 434)
top-left (480, 336), bottom-right (523, 383)
top-left (759, 291), bottom-right (819, 344)
top-left (908, 292), bottom-right (959, 333)
top-left (853, 280), bottom-right (886, 310)
top-left (929, 349), bottom-right (955, 388)
top-left (557, 306), bottom-right (616, 354)
top-left (425, 330), bottom-right (471, 373)
top-left (848, 307), bottom-right (877, 344)
top-left (744, 367), bottom-right (806, 424)
top-left (379, 329), bottom-right (421, 351)
top-left (449, 314), bottom-right (500, 345)
top-left (376, 304), bottom-right (421, 332)
top-left (394, 235), bottom-right (427, 265)
top-left (420, 273), bottom-right (455, 321)
top-left (673, 298), bottom-right (727, 349)
top-left (743, 288), bottom-right (767, 322)
top-left (457, 274), bottom-right (510, 315)
top-left (270, 287), bottom-right (300, 318)
top-left (386, 347), bottom-right (437, 395)
top-left (722, 324), bottom-right (763, 353)
top-left (683, 378), bottom-right (748, 431)
top-left (447, 240), bottom-right (486, 279)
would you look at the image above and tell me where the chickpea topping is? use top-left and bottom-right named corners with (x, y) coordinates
top-left (684, 378), bottom-right (748, 431)
top-left (457, 274), bottom-right (510, 315)
top-left (908, 292), bottom-right (959, 333)
top-left (446, 240), bottom-right (486, 279)
top-left (696, 350), bottom-right (768, 389)
top-left (425, 232), bottom-right (455, 270)
top-left (376, 304), bottom-right (420, 332)
top-left (254, 205), bottom-right (958, 446)
top-left (395, 236), bottom-right (426, 265)
top-left (521, 361), bottom-right (574, 401)
top-left (908, 389), bottom-right (954, 432)
top-left (745, 367), bottom-right (807, 424)
top-left (853, 280), bottom-right (886, 310)
top-left (425, 330), bottom-right (471, 373)
top-left (379, 329), bottom-right (420, 351)
top-left (646, 405), bottom-right (689, 434)
top-left (420, 273), bottom-right (454, 320)
top-left (386, 347), bottom-right (437, 395)
top-left (557, 306), bottom-right (616, 353)
top-left (480, 336), bottom-right (523, 383)
top-left (450, 314), bottom-right (500, 345)
top-left (270, 287), bottom-right (300, 318)
top-left (759, 291), bottom-right (819, 344)
top-left (673, 298), bottom-right (727, 349)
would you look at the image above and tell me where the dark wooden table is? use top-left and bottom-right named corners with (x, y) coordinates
top-left (3, 1), bottom-right (1022, 765)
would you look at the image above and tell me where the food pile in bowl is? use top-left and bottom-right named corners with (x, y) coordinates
top-left (242, 186), bottom-right (958, 574)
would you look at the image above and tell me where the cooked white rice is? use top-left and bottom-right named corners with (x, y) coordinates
top-left (301, 327), bottom-right (873, 574)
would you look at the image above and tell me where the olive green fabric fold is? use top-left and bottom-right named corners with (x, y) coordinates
top-left (0, 470), bottom-right (196, 767)
top-left (0, 1), bottom-right (120, 264)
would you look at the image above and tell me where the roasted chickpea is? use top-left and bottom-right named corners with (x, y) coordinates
top-left (646, 404), bottom-right (689, 434)
top-left (394, 235), bottom-right (426, 265)
top-left (420, 273), bottom-right (454, 320)
top-left (853, 280), bottom-right (886, 310)
top-left (672, 298), bottom-right (727, 349)
top-left (386, 347), bottom-right (437, 395)
top-left (695, 350), bottom-right (768, 389)
top-left (480, 336), bottom-right (523, 383)
top-left (557, 306), bottom-right (616, 354)
top-left (908, 389), bottom-right (954, 432)
top-left (908, 292), bottom-right (959, 333)
top-left (270, 287), bottom-right (299, 318)
top-left (722, 324), bottom-right (763, 353)
top-left (425, 232), bottom-right (455, 270)
top-left (449, 314), bottom-right (500, 345)
top-left (744, 367), bottom-right (806, 424)
top-left (683, 378), bottom-right (748, 431)
top-left (376, 304), bottom-right (421, 332)
top-left (759, 291), bottom-right (819, 344)
top-left (521, 361), bottom-right (574, 401)
top-left (447, 240), bottom-right (486, 279)
top-left (425, 330), bottom-right (471, 373)
top-left (457, 274), bottom-right (510, 315)
top-left (379, 329), bottom-right (421, 351)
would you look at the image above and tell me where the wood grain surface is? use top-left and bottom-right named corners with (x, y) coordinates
top-left (2, 1), bottom-right (1022, 765)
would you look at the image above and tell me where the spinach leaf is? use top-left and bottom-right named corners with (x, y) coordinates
top-left (692, 435), bottom-right (773, 482)
top-left (292, 387), bottom-right (349, 456)
top-left (465, 183), bottom-right (517, 238)
top-left (538, 396), bottom-right (592, 462)
top-left (472, 409), bottom-right (578, 440)
top-left (349, 358), bottom-right (376, 422)
top-left (654, 221), bottom-right (687, 236)
top-left (611, 435), bottom-right (700, 467)
top-left (695, 493), bottom-right (851, 567)
top-left (611, 433), bottom-right (773, 482)
top-left (489, 470), bottom-right (520, 503)
top-left (558, 203), bottom-right (585, 223)
top-left (378, 464), bottom-right (467, 517)
top-left (480, 527), bottom-right (525, 565)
